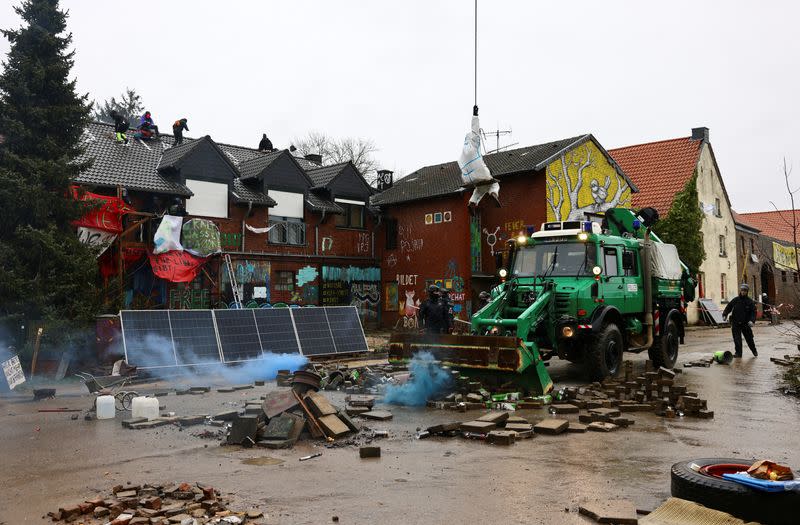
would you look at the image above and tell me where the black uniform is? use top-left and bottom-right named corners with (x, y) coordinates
top-left (419, 297), bottom-right (447, 334)
top-left (722, 295), bottom-right (758, 357)
top-left (172, 119), bottom-right (189, 145)
top-left (258, 134), bottom-right (273, 151)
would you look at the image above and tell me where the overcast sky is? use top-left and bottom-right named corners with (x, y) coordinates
top-left (2, 1), bottom-right (799, 212)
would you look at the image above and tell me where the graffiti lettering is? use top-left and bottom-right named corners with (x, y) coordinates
top-left (321, 236), bottom-right (333, 252)
top-left (357, 232), bottom-right (370, 254)
top-left (396, 274), bottom-right (418, 286)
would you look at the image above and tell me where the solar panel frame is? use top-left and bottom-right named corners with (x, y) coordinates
top-left (324, 306), bottom-right (369, 354)
top-left (253, 308), bottom-right (302, 355)
top-left (168, 309), bottom-right (223, 365)
top-left (214, 309), bottom-right (264, 363)
top-left (290, 307), bottom-right (337, 356)
top-left (120, 310), bottom-right (177, 367)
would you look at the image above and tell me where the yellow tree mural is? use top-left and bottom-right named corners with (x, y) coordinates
top-left (546, 141), bottom-right (631, 221)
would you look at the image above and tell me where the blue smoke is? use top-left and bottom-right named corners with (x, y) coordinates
top-left (383, 351), bottom-right (453, 406)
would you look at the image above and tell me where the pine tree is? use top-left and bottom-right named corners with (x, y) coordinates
top-left (652, 171), bottom-right (707, 275)
top-left (92, 88), bottom-right (144, 128)
top-left (0, 0), bottom-right (100, 326)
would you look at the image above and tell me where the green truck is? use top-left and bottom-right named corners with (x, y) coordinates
top-left (388, 207), bottom-right (696, 394)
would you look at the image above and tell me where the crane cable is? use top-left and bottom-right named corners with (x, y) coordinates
top-left (474, 0), bottom-right (478, 107)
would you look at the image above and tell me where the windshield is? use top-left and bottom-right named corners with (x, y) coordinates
top-left (512, 242), bottom-right (596, 277)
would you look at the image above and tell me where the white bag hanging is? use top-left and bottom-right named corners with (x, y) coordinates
top-left (458, 115), bottom-right (493, 186)
top-left (153, 215), bottom-right (183, 254)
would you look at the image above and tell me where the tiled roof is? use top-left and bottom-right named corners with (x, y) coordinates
top-left (157, 137), bottom-right (205, 171)
top-left (237, 149), bottom-right (286, 180)
top-left (609, 137), bottom-right (702, 216)
top-left (737, 210), bottom-right (800, 244)
top-left (232, 178), bottom-right (277, 207)
top-left (307, 162), bottom-right (348, 187)
top-left (76, 122), bottom-right (193, 196)
top-left (371, 135), bottom-right (602, 206)
top-left (306, 192), bottom-right (343, 213)
top-left (731, 210), bottom-right (761, 233)
top-left (294, 156), bottom-right (322, 171)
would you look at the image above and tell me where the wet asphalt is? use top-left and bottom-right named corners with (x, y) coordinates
top-left (0, 324), bottom-right (798, 524)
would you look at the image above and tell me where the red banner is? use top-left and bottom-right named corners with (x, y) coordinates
top-left (72, 187), bottom-right (132, 233)
top-left (148, 250), bottom-right (208, 283)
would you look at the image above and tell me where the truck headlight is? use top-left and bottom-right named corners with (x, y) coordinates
top-left (578, 232), bottom-right (588, 241)
top-left (498, 268), bottom-right (508, 278)
top-left (592, 266), bottom-right (602, 276)
top-left (561, 326), bottom-right (575, 338)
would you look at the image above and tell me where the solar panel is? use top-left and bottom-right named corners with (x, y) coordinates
top-left (325, 306), bottom-right (369, 354)
top-left (253, 308), bottom-right (301, 355)
top-left (290, 307), bottom-right (337, 356)
top-left (214, 309), bottom-right (263, 362)
top-left (120, 310), bottom-right (176, 367)
top-left (169, 310), bottom-right (221, 365)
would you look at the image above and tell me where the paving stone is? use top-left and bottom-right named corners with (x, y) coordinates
top-left (589, 407), bottom-right (621, 418)
top-left (262, 415), bottom-right (296, 440)
top-left (459, 420), bottom-right (497, 433)
top-left (261, 390), bottom-right (300, 419)
top-left (618, 403), bottom-right (651, 412)
top-left (427, 422), bottom-right (461, 434)
top-left (505, 416), bottom-right (529, 424)
top-left (254, 380), bottom-right (266, 386)
top-left (512, 429), bottom-right (534, 439)
top-left (587, 422), bottom-right (618, 432)
top-left (345, 405), bottom-right (370, 416)
top-left (551, 403), bottom-right (580, 414)
top-left (227, 415), bottom-right (259, 445)
top-left (318, 414), bottom-right (350, 437)
top-left (304, 391), bottom-right (338, 417)
top-left (533, 418), bottom-right (569, 435)
top-left (232, 384), bottom-right (254, 390)
top-left (578, 499), bottom-right (638, 524)
top-left (216, 387), bottom-right (236, 393)
top-left (487, 430), bottom-right (516, 445)
top-left (359, 410), bottom-right (393, 421)
top-left (359, 446), bottom-right (381, 458)
top-left (337, 410), bottom-right (359, 433)
top-left (345, 394), bottom-right (375, 408)
top-left (213, 410), bottom-right (240, 421)
top-left (504, 422), bottom-right (533, 432)
top-left (566, 422), bottom-right (588, 433)
top-left (121, 417), bottom-right (148, 428)
top-left (476, 411), bottom-right (510, 424)
top-left (516, 400), bottom-right (543, 409)
top-left (167, 515), bottom-right (192, 523)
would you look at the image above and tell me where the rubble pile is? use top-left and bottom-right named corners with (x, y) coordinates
top-left (47, 482), bottom-right (263, 524)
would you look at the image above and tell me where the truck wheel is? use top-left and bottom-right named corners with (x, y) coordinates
top-left (671, 458), bottom-right (799, 524)
top-left (649, 317), bottom-right (679, 368)
top-left (587, 323), bottom-right (623, 381)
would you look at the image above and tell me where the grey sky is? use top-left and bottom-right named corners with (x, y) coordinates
top-left (2, 1), bottom-right (798, 212)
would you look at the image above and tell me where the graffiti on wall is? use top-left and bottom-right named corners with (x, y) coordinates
top-left (398, 224), bottom-right (424, 261)
top-left (219, 232), bottom-right (242, 251)
top-left (385, 282), bottom-right (399, 311)
top-left (321, 266), bottom-right (381, 321)
top-left (470, 215), bottom-right (481, 272)
top-left (321, 236), bottom-right (334, 252)
top-left (545, 141), bottom-right (631, 222)
top-left (484, 226), bottom-right (501, 256)
top-left (424, 211), bottom-right (452, 225)
top-left (357, 232), bottom-right (370, 254)
top-left (397, 289), bottom-right (420, 329)
top-left (222, 259), bottom-right (271, 304)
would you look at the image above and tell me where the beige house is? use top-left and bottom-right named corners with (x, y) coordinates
top-left (610, 127), bottom-right (738, 324)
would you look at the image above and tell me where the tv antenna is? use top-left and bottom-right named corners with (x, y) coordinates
top-left (482, 125), bottom-right (515, 154)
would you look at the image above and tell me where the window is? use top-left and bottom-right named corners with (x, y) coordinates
top-left (268, 216), bottom-right (306, 245)
top-left (386, 218), bottom-right (398, 250)
top-left (274, 270), bottom-right (294, 291)
top-left (334, 199), bottom-right (365, 229)
top-left (185, 179), bottom-right (228, 218)
top-left (270, 190), bottom-right (304, 219)
top-left (512, 242), bottom-right (596, 277)
top-left (782, 271), bottom-right (787, 282)
top-left (714, 198), bottom-right (722, 218)
top-left (721, 274), bottom-right (727, 299)
top-left (719, 235), bottom-right (727, 257)
top-left (603, 247), bottom-right (619, 277)
top-left (622, 249), bottom-right (638, 277)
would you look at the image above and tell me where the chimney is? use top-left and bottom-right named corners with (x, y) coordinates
top-left (376, 169), bottom-right (394, 191)
top-left (691, 127), bottom-right (709, 142)
top-left (304, 153), bottom-right (322, 165)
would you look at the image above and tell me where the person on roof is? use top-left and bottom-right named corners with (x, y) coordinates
top-left (172, 118), bottom-right (189, 145)
top-left (109, 110), bottom-right (129, 144)
top-left (258, 133), bottom-right (273, 152)
top-left (722, 283), bottom-right (758, 358)
top-left (136, 111), bottom-right (159, 139)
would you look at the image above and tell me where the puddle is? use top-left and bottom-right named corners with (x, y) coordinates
top-left (242, 456), bottom-right (285, 466)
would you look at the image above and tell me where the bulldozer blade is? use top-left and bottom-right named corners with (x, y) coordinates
top-left (388, 333), bottom-right (553, 395)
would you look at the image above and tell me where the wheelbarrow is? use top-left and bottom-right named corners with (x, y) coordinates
top-left (75, 372), bottom-right (139, 411)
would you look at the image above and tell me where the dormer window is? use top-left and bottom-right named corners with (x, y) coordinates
top-left (185, 179), bottom-right (228, 218)
top-left (334, 198), bottom-right (365, 229)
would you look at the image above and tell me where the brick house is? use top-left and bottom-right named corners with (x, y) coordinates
top-left (609, 127), bottom-right (737, 324)
top-left (733, 210), bottom-right (800, 315)
top-left (371, 134), bottom-right (635, 329)
top-left (75, 122), bottom-right (381, 326)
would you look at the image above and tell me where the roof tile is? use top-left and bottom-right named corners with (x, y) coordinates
top-left (737, 210), bottom-right (800, 244)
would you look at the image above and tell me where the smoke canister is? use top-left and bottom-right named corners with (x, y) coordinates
top-left (96, 395), bottom-right (116, 419)
top-left (131, 396), bottom-right (159, 420)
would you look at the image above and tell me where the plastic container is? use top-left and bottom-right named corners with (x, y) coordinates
top-left (96, 395), bottom-right (116, 419)
top-left (131, 396), bottom-right (159, 420)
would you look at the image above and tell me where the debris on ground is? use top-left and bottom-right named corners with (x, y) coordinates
top-left (578, 499), bottom-right (638, 524)
top-left (46, 482), bottom-right (264, 524)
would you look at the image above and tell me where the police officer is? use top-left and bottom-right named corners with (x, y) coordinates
top-left (419, 285), bottom-right (446, 334)
top-left (477, 291), bottom-right (491, 310)
top-left (722, 283), bottom-right (758, 358)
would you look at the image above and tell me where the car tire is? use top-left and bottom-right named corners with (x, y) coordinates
top-left (649, 316), bottom-right (679, 368)
top-left (586, 323), bottom-right (623, 381)
top-left (671, 458), bottom-right (799, 525)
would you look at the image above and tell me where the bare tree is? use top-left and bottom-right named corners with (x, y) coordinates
top-left (546, 144), bottom-right (630, 220)
top-left (293, 131), bottom-right (379, 185)
top-left (770, 158), bottom-right (800, 272)
top-left (92, 88), bottom-right (144, 128)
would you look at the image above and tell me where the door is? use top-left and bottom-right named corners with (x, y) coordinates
top-left (621, 247), bottom-right (644, 314)
top-left (601, 246), bottom-right (626, 309)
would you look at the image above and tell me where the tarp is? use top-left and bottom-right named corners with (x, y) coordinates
top-left (153, 215), bottom-right (183, 254)
top-left (723, 473), bottom-right (800, 492)
top-left (72, 188), bottom-right (131, 234)
top-left (458, 115), bottom-right (499, 206)
top-left (182, 218), bottom-right (221, 257)
top-left (77, 227), bottom-right (116, 257)
top-left (148, 250), bottom-right (208, 283)
top-left (650, 242), bottom-right (683, 280)
top-left (1, 355), bottom-right (26, 390)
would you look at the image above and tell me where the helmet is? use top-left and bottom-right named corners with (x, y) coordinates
top-left (479, 291), bottom-right (490, 299)
top-left (427, 285), bottom-right (440, 294)
top-left (740, 283), bottom-right (749, 291)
